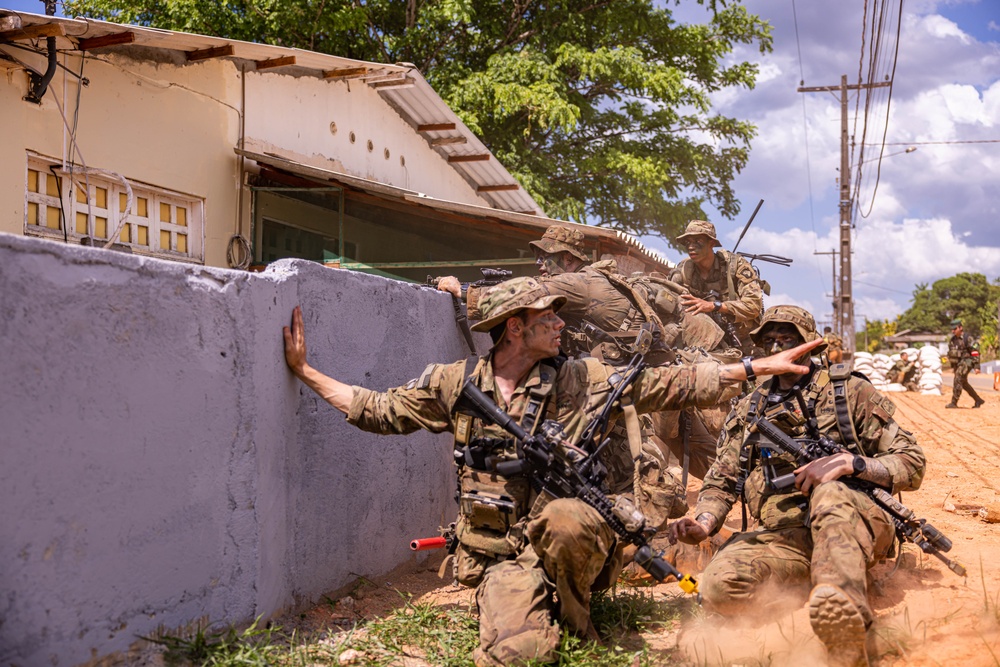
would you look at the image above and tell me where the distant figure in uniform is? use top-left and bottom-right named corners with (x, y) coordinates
top-left (946, 319), bottom-right (984, 409)
top-left (888, 352), bottom-right (918, 392)
top-left (823, 326), bottom-right (844, 365)
top-left (667, 220), bottom-right (764, 357)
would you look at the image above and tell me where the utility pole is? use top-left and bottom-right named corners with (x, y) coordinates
top-left (798, 75), bottom-right (891, 361)
top-left (814, 249), bottom-right (839, 338)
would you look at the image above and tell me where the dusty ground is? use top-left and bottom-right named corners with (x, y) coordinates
top-left (287, 385), bottom-right (1000, 666)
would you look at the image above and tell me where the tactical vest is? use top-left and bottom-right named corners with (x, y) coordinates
top-left (735, 365), bottom-right (865, 531)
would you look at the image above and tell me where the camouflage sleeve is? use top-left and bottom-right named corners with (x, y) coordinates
top-left (346, 360), bottom-right (466, 435)
top-left (627, 362), bottom-right (723, 413)
top-left (851, 378), bottom-right (926, 494)
top-left (666, 263), bottom-right (685, 286)
top-left (725, 254), bottom-right (764, 325)
top-left (693, 409), bottom-right (745, 530)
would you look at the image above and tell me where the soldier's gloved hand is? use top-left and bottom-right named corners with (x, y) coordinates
top-left (793, 452), bottom-right (854, 495)
top-left (667, 516), bottom-right (710, 546)
top-left (436, 276), bottom-right (461, 299)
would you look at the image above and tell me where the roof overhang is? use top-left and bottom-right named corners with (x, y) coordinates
top-left (238, 148), bottom-right (673, 271)
top-left (1, 9), bottom-right (544, 214)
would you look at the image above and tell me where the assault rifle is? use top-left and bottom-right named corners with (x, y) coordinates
top-left (426, 268), bottom-right (514, 353)
top-left (751, 416), bottom-right (966, 577)
top-left (449, 331), bottom-right (699, 594)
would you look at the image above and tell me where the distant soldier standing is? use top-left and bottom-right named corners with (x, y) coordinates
top-left (668, 220), bottom-right (764, 356)
top-left (823, 326), bottom-right (845, 364)
top-left (946, 319), bottom-right (984, 408)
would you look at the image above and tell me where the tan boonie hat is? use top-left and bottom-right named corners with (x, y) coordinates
top-left (471, 277), bottom-right (567, 332)
top-left (528, 225), bottom-right (590, 263)
top-left (676, 220), bottom-right (723, 248)
top-left (749, 304), bottom-right (827, 353)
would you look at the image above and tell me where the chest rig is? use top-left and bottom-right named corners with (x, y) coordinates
top-left (449, 355), bottom-right (560, 581)
top-left (734, 364), bottom-right (862, 530)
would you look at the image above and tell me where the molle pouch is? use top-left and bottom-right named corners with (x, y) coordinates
top-left (460, 491), bottom-right (517, 533)
top-left (759, 492), bottom-right (809, 531)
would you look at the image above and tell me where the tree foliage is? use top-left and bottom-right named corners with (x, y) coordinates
top-left (897, 272), bottom-right (1000, 338)
top-left (64, 0), bottom-right (772, 244)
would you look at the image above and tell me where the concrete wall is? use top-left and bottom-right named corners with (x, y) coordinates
top-left (0, 232), bottom-right (482, 666)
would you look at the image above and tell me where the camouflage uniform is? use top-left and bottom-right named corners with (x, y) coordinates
top-left (691, 306), bottom-right (925, 660)
top-left (467, 225), bottom-right (739, 517)
top-left (947, 323), bottom-right (983, 407)
top-left (888, 358), bottom-right (918, 391)
top-left (824, 330), bottom-right (845, 364)
top-left (349, 278), bottom-right (727, 666)
top-left (668, 221), bottom-right (764, 356)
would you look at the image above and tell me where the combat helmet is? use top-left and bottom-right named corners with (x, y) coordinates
top-left (749, 305), bottom-right (827, 353)
top-left (471, 277), bottom-right (567, 333)
top-left (676, 220), bottom-right (723, 248)
top-left (528, 225), bottom-right (590, 263)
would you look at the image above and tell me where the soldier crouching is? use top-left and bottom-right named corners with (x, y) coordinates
top-left (669, 306), bottom-right (926, 667)
top-left (283, 280), bottom-right (820, 666)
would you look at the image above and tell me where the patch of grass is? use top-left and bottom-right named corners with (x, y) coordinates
top-left (590, 588), bottom-right (686, 635)
top-left (142, 616), bottom-right (296, 666)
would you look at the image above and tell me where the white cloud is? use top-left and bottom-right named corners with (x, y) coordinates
top-left (763, 291), bottom-right (817, 314)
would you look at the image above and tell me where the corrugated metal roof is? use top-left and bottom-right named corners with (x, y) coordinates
top-left (2, 9), bottom-right (543, 214)
top-left (238, 148), bottom-right (673, 271)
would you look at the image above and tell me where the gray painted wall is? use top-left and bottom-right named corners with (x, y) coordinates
top-left (0, 233), bottom-right (481, 666)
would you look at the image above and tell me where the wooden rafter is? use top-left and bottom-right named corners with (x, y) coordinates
top-left (477, 184), bottom-right (520, 193)
top-left (77, 31), bottom-right (135, 50)
top-left (417, 123), bottom-right (456, 132)
top-left (186, 44), bottom-right (234, 62)
top-left (447, 154), bottom-right (490, 163)
top-left (255, 55), bottom-right (296, 70)
top-left (429, 136), bottom-right (468, 147)
top-left (323, 66), bottom-right (368, 80)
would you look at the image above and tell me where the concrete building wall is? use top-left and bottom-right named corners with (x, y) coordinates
top-left (0, 50), bottom-right (487, 270)
top-left (0, 232), bottom-right (479, 666)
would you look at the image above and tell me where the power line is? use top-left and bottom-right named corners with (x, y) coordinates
top-left (866, 139), bottom-right (1000, 145)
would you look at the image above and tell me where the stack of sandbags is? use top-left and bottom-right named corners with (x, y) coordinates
top-left (853, 352), bottom-right (875, 381)
top-left (917, 346), bottom-right (943, 395)
top-left (869, 353), bottom-right (892, 389)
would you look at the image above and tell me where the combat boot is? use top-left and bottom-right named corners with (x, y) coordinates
top-left (974, 399), bottom-right (985, 409)
top-left (809, 584), bottom-right (869, 667)
top-left (945, 403), bottom-right (958, 409)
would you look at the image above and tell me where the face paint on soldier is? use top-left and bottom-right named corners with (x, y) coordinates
top-left (760, 324), bottom-right (804, 356)
top-left (534, 250), bottom-right (568, 277)
top-left (684, 236), bottom-right (715, 268)
top-left (519, 308), bottom-right (564, 358)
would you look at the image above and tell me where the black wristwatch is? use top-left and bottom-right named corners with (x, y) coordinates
top-left (713, 300), bottom-right (723, 312)
top-left (852, 455), bottom-right (867, 476)
top-left (742, 356), bottom-right (756, 382)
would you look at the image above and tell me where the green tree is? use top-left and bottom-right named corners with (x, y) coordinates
top-left (64, 0), bottom-right (772, 244)
top-left (897, 272), bottom-right (1000, 338)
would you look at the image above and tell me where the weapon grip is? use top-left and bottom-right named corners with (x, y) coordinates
top-left (455, 381), bottom-right (529, 441)
top-left (495, 459), bottom-right (530, 477)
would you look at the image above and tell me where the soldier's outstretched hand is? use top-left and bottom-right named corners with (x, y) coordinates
top-left (668, 517), bottom-right (710, 545)
top-left (283, 305), bottom-right (308, 374)
top-left (750, 338), bottom-right (824, 377)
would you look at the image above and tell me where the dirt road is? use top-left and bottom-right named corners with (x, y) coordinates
top-left (294, 390), bottom-right (1000, 666)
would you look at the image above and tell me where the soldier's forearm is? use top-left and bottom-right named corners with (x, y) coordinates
top-left (855, 456), bottom-right (893, 488)
top-left (294, 363), bottom-right (354, 415)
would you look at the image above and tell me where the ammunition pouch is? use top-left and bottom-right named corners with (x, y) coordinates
top-left (453, 467), bottom-right (533, 587)
top-left (743, 462), bottom-right (809, 531)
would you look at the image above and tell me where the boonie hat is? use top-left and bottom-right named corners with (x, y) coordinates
top-left (471, 277), bottom-right (567, 333)
top-left (528, 225), bottom-right (590, 263)
top-left (750, 304), bottom-right (827, 353)
top-left (676, 220), bottom-right (723, 248)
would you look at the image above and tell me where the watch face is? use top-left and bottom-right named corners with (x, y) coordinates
top-left (853, 456), bottom-right (866, 474)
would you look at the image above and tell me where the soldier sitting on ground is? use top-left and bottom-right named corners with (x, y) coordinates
top-left (888, 352), bottom-right (919, 392)
top-left (283, 280), bottom-right (818, 666)
top-left (669, 305), bottom-right (925, 667)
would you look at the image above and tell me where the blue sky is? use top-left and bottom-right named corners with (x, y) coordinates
top-left (5, 1), bottom-right (999, 330)
top-left (648, 0), bottom-right (1000, 330)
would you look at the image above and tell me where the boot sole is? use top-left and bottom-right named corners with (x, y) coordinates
top-left (809, 584), bottom-right (869, 667)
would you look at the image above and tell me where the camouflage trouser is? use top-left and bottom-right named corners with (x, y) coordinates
top-left (700, 481), bottom-right (895, 626)
top-left (473, 498), bottom-right (621, 667)
top-left (952, 364), bottom-right (983, 404)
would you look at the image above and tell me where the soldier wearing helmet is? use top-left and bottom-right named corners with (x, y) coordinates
top-left (669, 305), bottom-right (925, 667)
top-left (283, 289), bottom-right (819, 667)
top-left (668, 220), bottom-right (765, 355)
